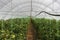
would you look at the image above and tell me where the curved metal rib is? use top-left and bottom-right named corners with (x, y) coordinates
top-left (35, 11), bottom-right (60, 16)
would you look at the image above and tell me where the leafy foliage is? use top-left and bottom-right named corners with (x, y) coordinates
top-left (0, 18), bottom-right (60, 40)
top-left (0, 18), bottom-right (29, 40)
top-left (33, 18), bottom-right (60, 40)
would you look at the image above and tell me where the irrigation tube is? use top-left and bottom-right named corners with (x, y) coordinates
top-left (35, 11), bottom-right (60, 16)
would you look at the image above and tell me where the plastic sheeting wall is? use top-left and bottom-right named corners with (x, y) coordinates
top-left (0, 0), bottom-right (60, 20)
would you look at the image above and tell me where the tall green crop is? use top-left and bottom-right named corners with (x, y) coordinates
top-left (0, 18), bottom-right (60, 40)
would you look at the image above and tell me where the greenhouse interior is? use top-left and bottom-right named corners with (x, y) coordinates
top-left (0, 0), bottom-right (60, 40)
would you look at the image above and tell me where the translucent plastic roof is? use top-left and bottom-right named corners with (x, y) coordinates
top-left (0, 0), bottom-right (60, 20)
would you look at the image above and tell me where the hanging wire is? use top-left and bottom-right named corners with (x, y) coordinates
top-left (30, 0), bottom-right (33, 18)
top-left (35, 11), bottom-right (60, 17)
